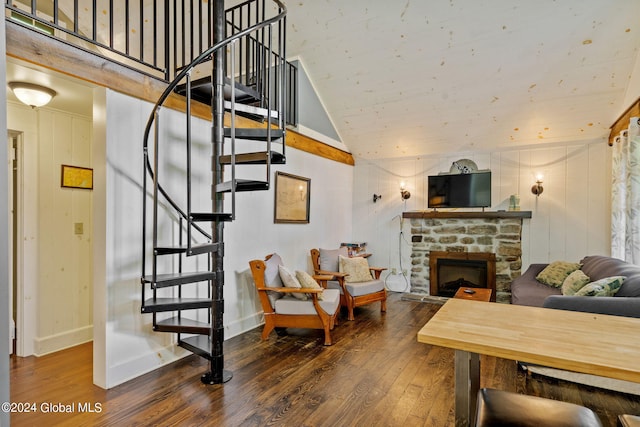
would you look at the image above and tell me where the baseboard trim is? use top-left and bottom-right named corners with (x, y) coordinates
top-left (105, 343), bottom-right (190, 389)
top-left (225, 312), bottom-right (264, 339)
top-left (34, 325), bottom-right (94, 356)
top-left (103, 312), bottom-right (264, 389)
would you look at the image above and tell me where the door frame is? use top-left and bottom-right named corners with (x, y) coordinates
top-left (7, 133), bottom-right (14, 354)
top-left (8, 130), bottom-right (35, 357)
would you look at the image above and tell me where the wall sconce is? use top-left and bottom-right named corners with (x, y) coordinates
top-left (373, 194), bottom-right (382, 203)
top-left (8, 82), bottom-right (57, 108)
top-left (400, 182), bottom-right (411, 201)
top-left (531, 174), bottom-right (544, 196)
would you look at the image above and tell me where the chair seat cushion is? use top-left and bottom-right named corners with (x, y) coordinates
top-left (274, 289), bottom-right (340, 315)
top-left (346, 279), bottom-right (385, 296)
top-left (326, 279), bottom-right (385, 296)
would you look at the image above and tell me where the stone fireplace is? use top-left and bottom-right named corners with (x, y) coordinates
top-left (403, 211), bottom-right (531, 303)
top-left (429, 251), bottom-right (496, 301)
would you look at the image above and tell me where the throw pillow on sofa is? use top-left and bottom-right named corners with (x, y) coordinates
top-left (574, 276), bottom-right (626, 297)
top-left (536, 261), bottom-right (582, 287)
top-left (561, 270), bottom-right (591, 295)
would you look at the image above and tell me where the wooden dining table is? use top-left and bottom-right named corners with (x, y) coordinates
top-left (417, 298), bottom-right (640, 427)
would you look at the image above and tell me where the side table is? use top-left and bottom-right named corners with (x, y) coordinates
top-left (453, 287), bottom-right (492, 302)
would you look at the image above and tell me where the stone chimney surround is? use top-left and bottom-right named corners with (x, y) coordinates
top-left (403, 211), bottom-right (532, 303)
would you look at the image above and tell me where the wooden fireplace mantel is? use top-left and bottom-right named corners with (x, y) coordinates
top-left (402, 210), bottom-right (532, 219)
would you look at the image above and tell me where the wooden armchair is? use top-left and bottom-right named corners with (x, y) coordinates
top-left (310, 248), bottom-right (387, 321)
top-left (249, 253), bottom-right (341, 345)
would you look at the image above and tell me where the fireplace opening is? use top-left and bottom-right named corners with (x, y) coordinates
top-left (438, 259), bottom-right (487, 297)
top-left (429, 251), bottom-right (496, 301)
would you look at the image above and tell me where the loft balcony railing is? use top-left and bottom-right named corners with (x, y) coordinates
top-left (4, 0), bottom-right (297, 125)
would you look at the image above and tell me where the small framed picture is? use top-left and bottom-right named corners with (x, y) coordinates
top-left (61, 165), bottom-right (93, 190)
top-left (274, 172), bottom-right (310, 224)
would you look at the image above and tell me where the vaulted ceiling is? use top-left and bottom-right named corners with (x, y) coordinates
top-left (285, 1), bottom-right (640, 160)
top-left (6, 1), bottom-right (640, 162)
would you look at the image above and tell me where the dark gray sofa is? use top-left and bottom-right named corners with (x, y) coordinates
top-left (511, 255), bottom-right (640, 318)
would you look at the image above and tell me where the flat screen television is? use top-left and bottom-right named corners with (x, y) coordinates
top-left (428, 171), bottom-right (491, 208)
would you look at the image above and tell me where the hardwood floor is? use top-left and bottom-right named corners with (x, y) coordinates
top-left (10, 293), bottom-right (640, 426)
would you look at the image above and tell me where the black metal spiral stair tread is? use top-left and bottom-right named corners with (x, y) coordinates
top-left (219, 151), bottom-right (285, 165)
top-left (141, 297), bottom-right (212, 313)
top-left (223, 101), bottom-right (279, 121)
top-left (154, 243), bottom-right (220, 256)
top-left (142, 272), bottom-right (216, 289)
top-left (179, 335), bottom-right (213, 360)
top-left (215, 179), bottom-right (269, 193)
top-left (175, 76), bottom-right (259, 106)
top-left (190, 212), bottom-right (234, 222)
top-left (155, 317), bottom-right (211, 335)
top-left (223, 128), bottom-right (284, 141)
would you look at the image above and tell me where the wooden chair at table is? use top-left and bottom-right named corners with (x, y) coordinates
top-left (249, 253), bottom-right (340, 345)
top-left (310, 247), bottom-right (387, 321)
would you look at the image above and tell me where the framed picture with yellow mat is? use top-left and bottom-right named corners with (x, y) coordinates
top-left (61, 164), bottom-right (93, 190)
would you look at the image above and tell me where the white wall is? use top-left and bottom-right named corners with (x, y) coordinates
top-left (6, 101), bottom-right (93, 356)
top-left (93, 89), bottom-right (353, 388)
top-left (353, 140), bottom-right (611, 279)
top-left (0, 16), bottom-right (11, 427)
top-left (224, 146), bottom-right (353, 331)
top-left (37, 108), bottom-right (93, 354)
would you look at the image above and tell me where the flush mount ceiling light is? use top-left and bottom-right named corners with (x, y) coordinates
top-left (8, 82), bottom-right (57, 108)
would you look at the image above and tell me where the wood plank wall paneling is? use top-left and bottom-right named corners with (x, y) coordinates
top-left (354, 143), bottom-right (610, 277)
top-left (609, 97), bottom-right (640, 145)
top-left (5, 21), bottom-right (355, 166)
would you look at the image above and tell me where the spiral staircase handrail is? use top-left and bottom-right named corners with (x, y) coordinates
top-left (143, 0), bottom-right (287, 240)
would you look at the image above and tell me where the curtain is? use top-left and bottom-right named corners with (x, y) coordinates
top-left (611, 117), bottom-right (640, 263)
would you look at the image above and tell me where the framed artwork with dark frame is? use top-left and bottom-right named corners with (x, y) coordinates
top-left (274, 171), bottom-right (310, 224)
top-left (61, 164), bottom-right (93, 190)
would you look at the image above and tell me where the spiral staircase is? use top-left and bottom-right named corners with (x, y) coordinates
top-left (140, 0), bottom-right (287, 384)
